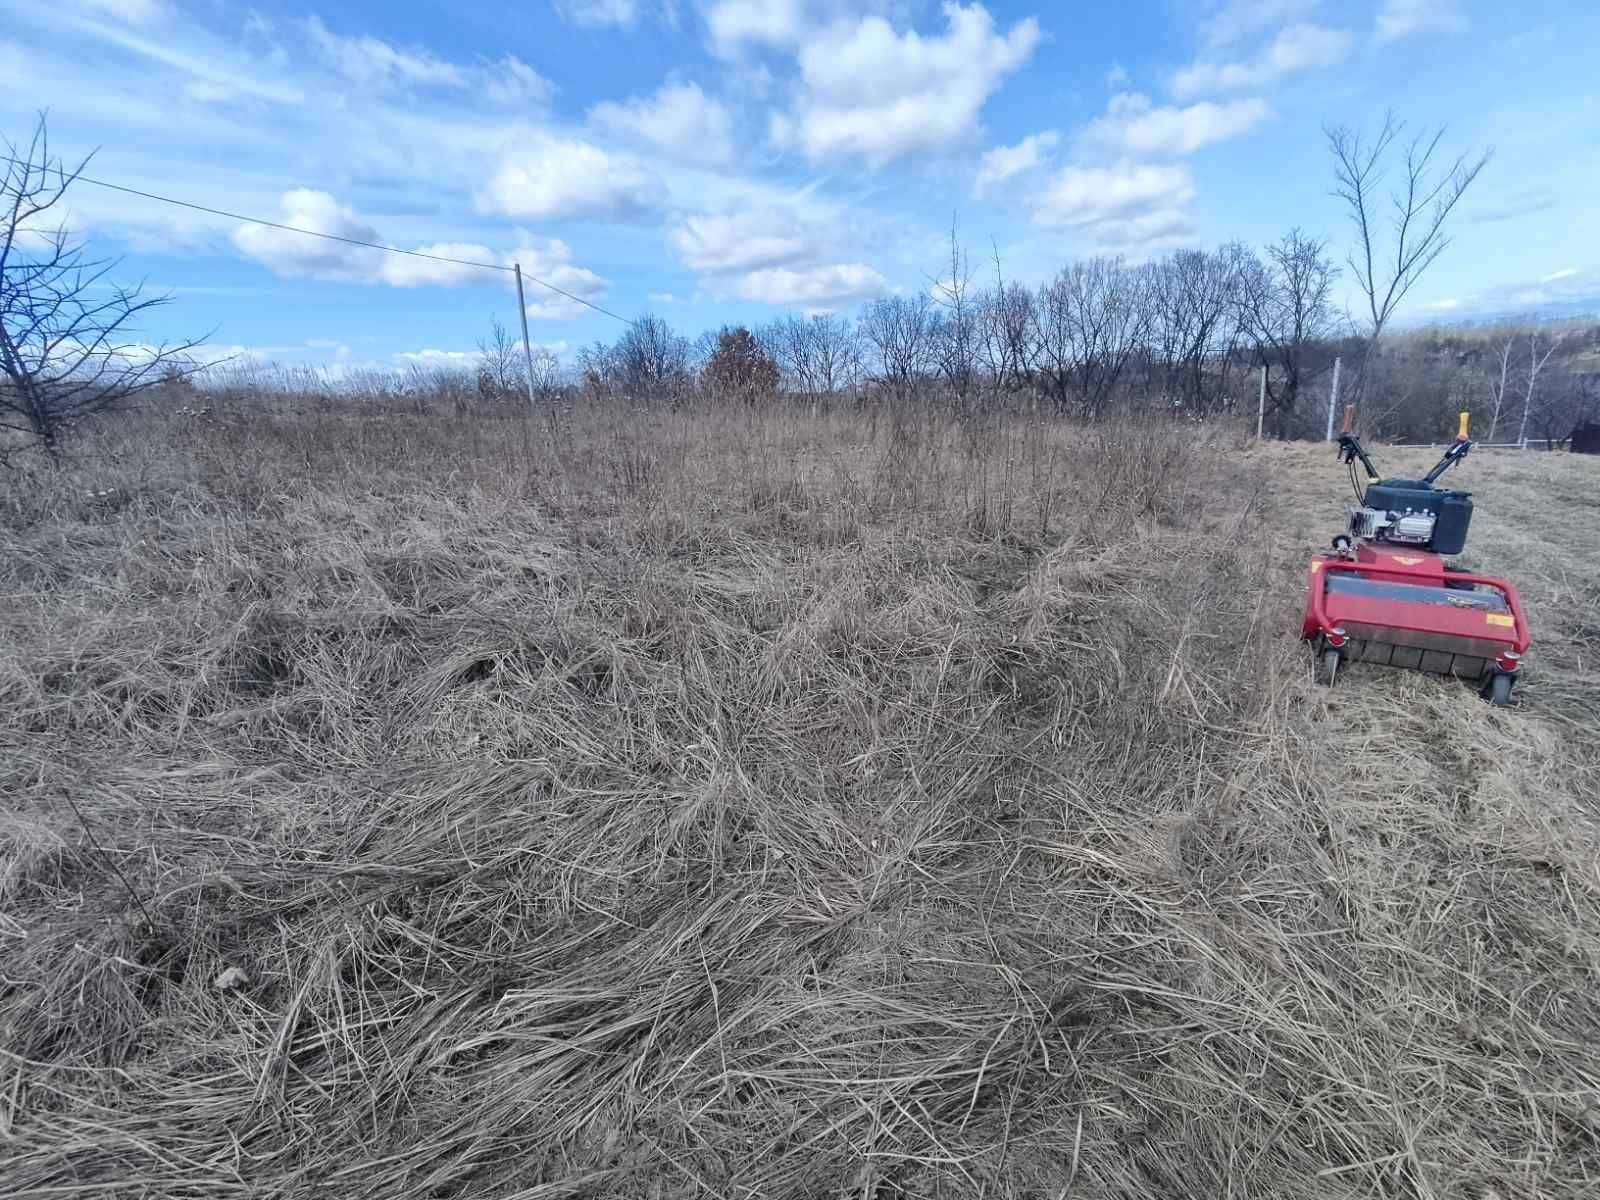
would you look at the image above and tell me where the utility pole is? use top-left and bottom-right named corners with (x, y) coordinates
top-left (512, 263), bottom-right (538, 410)
top-left (1256, 364), bottom-right (1267, 439)
top-left (1324, 356), bottom-right (1342, 441)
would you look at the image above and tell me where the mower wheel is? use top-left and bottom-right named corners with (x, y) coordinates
top-left (1316, 647), bottom-right (1340, 687)
top-left (1483, 672), bottom-right (1515, 706)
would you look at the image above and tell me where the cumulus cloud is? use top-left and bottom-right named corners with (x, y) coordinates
top-left (590, 81), bottom-right (736, 165)
top-left (704, 0), bottom-right (809, 56)
top-left (1375, 0), bottom-right (1467, 42)
top-left (733, 263), bottom-right (888, 310)
top-left (233, 190), bottom-right (494, 286)
top-left (509, 235), bottom-right (611, 320)
top-left (1029, 162), bottom-right (1197, 250)
top-left (232, 193), bottom-right (607, 310)
top-left (234, 190), bottom-right (383, 280)
top-left (479, 135), bottom-right (660, 220)
top-left (1085, 92), bottom-right (1270, 157)
top-left (772, 2), bottom-right (1041, 166)
top-left (1172, 22), bottom-right (1352, 97)
top-left (668, 209), bottom-right (816, 274)
top-left (973, 131), bottom-right (1058, 197)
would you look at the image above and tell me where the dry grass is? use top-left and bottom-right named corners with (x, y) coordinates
top-left (1, 397), bottom-right (1597, 1199)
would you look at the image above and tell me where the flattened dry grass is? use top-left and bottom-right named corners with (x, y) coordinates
top-left (1, 400), bottom-right (1597, 1198)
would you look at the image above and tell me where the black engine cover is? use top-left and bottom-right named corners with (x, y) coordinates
top-left (1366, 479), bottom-right (1473, 555)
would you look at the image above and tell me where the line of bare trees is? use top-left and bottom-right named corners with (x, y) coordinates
top-left (564, 233), bottom-right (1344, 430)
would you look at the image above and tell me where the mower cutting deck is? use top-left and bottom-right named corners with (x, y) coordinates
top-left (1301, 412), bottom-right (1530, 704)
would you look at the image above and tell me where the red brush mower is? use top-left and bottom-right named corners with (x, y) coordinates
top-left (1301, 411), bottom-right (1530, 705)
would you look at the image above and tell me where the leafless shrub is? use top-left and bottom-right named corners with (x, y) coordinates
top-left (2, 114), bottom-right (205, 461)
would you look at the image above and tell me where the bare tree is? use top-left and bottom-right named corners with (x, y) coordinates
top-left (859, 294), bottom-right (938, 402)
top-left (1327, 113), bottom-right (1489, 399)
top-left (476, 318), bottom-right (521, 400)
top-left (1483, 327), bottom-right (1516, 442)
top-left (765, 313), bottom-right (862, 408)
top-left (2, 115), bottom-right (204, 460)
top-left (1515, 327), bottom-right (1565, 446)
top-left (527, 345), bottom-right (563, 405)
top-left (978, 243), bottom-right (1035, 406)
top-left (612, 314), bottom-right (691, 405)
top-left (932, 220), bottom-right (979, 414)
top-left (1237, 230), bottom-right (1339, 429)
top-left (1145, 246), bottom-right (1249, 415)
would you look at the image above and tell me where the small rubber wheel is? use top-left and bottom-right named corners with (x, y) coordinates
top-left (1483, 673), bottom-right (1514, 706)
top-left (1316, 647), bottom-right (1340, 687)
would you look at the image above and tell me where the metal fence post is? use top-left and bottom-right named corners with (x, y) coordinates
top-left (1256, 365), bottom-right (1266, 439)
top-left (1324, 356), bottom-right (1342, 441)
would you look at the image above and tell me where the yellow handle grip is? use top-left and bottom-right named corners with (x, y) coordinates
top-left (1457, 411), bottom-right (1470, 441)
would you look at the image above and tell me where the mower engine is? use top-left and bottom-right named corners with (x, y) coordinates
top-left (1301, 411), bottom-right (1530, 705)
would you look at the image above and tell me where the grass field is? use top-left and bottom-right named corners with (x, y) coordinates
top-left (2, 399), bottom-right (1598, 1199)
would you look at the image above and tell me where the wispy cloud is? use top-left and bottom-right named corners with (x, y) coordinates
top-left (974, 131), bottom-right (1058, 197)
top-left (1172, 23), bottom-right (1352, 98)
top-left (1374, 0), bottom-right (1468, 43)
top-left (1085, 93), bottom-right (1270, 156)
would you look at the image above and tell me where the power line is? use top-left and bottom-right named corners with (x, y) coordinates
top-left (1, 152), bottom-right (633, 325)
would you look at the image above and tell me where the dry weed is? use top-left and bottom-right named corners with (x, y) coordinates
top-left (1, 402), bottom-right (1597, 1198)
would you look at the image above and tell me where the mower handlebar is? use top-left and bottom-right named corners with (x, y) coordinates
top-left (1422, 438), bottom-right (1473, 485)
top-left (1336, 432), bottom-right (1380, 481)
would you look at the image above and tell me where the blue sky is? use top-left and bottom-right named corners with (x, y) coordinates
top-left (2, 0), bottom-right (1596, 370)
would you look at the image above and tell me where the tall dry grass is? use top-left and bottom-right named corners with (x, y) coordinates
top-left (1, 395), bottom-right (1597, 1198)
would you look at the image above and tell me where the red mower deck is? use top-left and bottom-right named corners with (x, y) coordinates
top-left (1301, 544), bottom-right (1529, 680)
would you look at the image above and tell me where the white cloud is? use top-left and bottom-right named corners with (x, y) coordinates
top-left (379, 244), bottom-right (501, 288)
top-left (1374, 0), bottom-right (1467, 42)
top-left (1172, 23), bottom-right (1352, 97)
top-left (232, 193), bottom-right (606, 302)
top-left (1081, 209), bottom-right (1197, 254)
top-left (479, 135), bottom-right (660, 220)
top-left (398, 339), bottom-right (568, 364)
top-left (1541, 268), bottom-right (1578, 283)
top-left (1085, 92), bottom-right (1270, 157)
top-left (973, 131), bottom-right (1058, 197)
top-left (233, 191), bottom-right (496, 286)
top-left (1029, 162), bottom-right (1196, 230)
top-left (668, 209), bottom-right (815, 274)
top-left (704, 0), bottom-right (809, 56)
top-left (773, 3), bottom-right (1041, 166)
top-left (397, 348), bottom-right (480, 364)
top-left (73, 0), bottom-right (171, 24)
top-left (509, 235), bottom-right (611, 320)
top-left (234, 190), bottom-right (386, 280)
top-left (557, 0), bottom-right (640, 28)
top-left (734, 263), bottom-right (888, 309)
top-left (305, 16), bottom-right (465, 87)
top-left (1198, 0), bottom-right (1320, 47)
top-left (590, 81), bottom-right (735, 165)
top-left (482, 56), bottom-right (556, 106)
